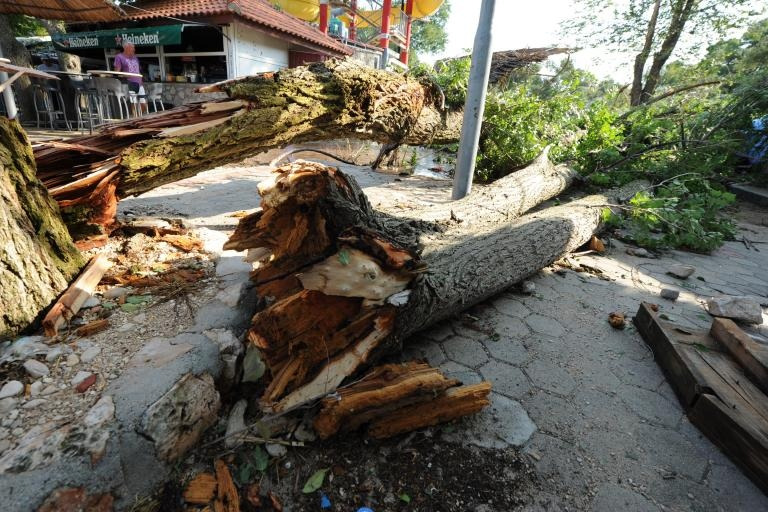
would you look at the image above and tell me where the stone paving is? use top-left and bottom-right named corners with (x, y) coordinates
top-left (403, 204), bottom-right (768, 511)
top-left (120, 160), bottom-right (768, 511)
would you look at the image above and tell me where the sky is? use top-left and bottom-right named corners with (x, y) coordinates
top-left (423, 0), bottom-right (634, 82)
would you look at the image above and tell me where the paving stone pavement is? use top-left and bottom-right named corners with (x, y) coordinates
top-left (404, 204), bottom-right (768, 511)
top-left (120, 161), bottom-right (768, 511)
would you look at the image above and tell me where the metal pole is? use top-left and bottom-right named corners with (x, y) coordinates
top-left (400, 0), bottom-right (414, 65)
top-left (452, 0), bottom-right (495, 200)
top-left (0, 44), bottom-right (18, 120)
top-left (379, 0), bottom-right (393, 69)
top-left (319, 0), bottom-right (330, 34)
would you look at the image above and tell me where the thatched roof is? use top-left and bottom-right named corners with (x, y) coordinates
top-left (0, 0), bottom-right (123, 23)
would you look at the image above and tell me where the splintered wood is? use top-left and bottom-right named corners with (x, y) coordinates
top-left (227, 161), bottom-right (492, 433)
top-left (314, 361), bottom-right (492, 439)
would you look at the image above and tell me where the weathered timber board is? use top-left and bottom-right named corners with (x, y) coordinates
top-left (711, 317), bottom-right (768, 395)
top-left (633, 302), bottom-right (768, 496)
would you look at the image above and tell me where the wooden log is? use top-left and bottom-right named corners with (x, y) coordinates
top-left (228, 159), bottom-right (644, 412)
top-left (711, 318), bottom-right (768, 395)
top-left (0, 118), bottom-right (84, 338)
top-left (42, 254), bottom-right (111, 336)
top-left (183, 472), bottom-right (217, 505)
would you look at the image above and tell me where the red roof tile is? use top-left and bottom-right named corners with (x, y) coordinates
top-left (122, 0), bottom-right (352, 56)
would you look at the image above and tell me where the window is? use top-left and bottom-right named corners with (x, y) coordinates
top-left (162, 25), bottom-right (227, 83)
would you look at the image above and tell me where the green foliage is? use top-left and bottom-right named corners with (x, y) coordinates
top-left (8, 15), bottom-right (46, 37)
top-left (410, 0), bottom-right (451, 58)
top-left (619, 180), bottom-right (736, 252)
top-left (302, 468), bottom-right (330, 493)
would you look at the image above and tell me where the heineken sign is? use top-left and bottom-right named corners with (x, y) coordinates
top-left (53, 25), bottom-right (183, 50)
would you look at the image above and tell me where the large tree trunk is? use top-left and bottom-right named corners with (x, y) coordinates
top-left (0, 118), bottom-right (84, 339)
top-left (224, 158), bottom-right (644, 413)
top-left (38, 20), bottom-right (81, 73)
top-left (32, 61), bottom-right (462, 235)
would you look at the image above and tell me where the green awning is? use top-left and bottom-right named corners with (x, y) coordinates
top-left (52, 25), bottom-right (183, 50)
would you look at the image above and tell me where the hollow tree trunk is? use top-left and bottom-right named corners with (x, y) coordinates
top-left (225, 157), bottom-right (644, 414)
top-left (0, 118), bottom-right (84, 339)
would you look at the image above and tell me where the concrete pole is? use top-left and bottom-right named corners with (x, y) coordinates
top-left (0, 44), bottom-right (18, 120)
top-left (451, 0), bottom-right (495, 200)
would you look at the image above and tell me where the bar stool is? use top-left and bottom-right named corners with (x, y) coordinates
top-left (32, 83), bottom-right (71, 130)
top-left (71, 78), bottom-right (102, 133)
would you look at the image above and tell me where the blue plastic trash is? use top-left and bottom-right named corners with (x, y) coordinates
top-left (356, 508), bottom-right (374, 512)
top-left (320, 493), bottom-right (331, 509)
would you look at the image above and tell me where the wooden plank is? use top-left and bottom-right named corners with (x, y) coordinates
top-left (42, 254), bottom-right (111, 336)
top-left (711, 318), bottom-right (768, 395)
top-left (633, 303), bottom-right (710, 408)
top-left (690, 393), bottom-right (768, 495)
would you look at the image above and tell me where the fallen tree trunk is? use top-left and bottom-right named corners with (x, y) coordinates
top-left (0, 118), bottom-right (84, 339)
top-left (227, 159), bottom-right (644, 413)
top-left (32, 61), bottom-right (462, 235)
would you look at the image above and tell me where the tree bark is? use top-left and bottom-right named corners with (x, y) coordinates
top-left (32, 61), bottom-right (462, 233)
top-left (0, 118), bottom-right (84, 339)
top-left (630, 0), bottom-right (661, 107)
top-left (225, 158), bottom-right (644, 413)
top-left (38, 20), bottom-right (81, 73)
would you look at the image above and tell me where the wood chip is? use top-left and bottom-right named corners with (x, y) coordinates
top-left (159, 234), bottom-right (204, 252)
top-left (75, 319), bottom-right (109, 337)
top-left (183, 472), bottom-right (217, 505)
top-left (214, 460), bottom-right (240, 512)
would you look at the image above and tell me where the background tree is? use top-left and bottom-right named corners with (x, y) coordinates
top-left (562, 0), bottom-right (760, 106)
top-left (408, 0), bottom-right (450, 63)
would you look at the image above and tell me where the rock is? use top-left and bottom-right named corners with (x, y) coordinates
top-left (80, 346), bottom-right (102, 363)
top-left (203, 328), bottom-right (243, 355)
top-left (84, 396), bottom-right (115, 426)
top-left (82, 296), bottom-right (101, 308)
top-left (660, 288), bottom-right (680, 301)
top-left (266, 443), bottom-right (287, 457)
top-left (117, 322), bottom-right (136, 332)
top-left (130, 337), bottom-right (194, 368)
top-left (0, 381), bottom-right (23, 399)
top-left (76, 374), bottom-right (97, 393)
top-left (5, 337), bottom-right (48, 361)
top-left (45, 346), bottom-right (65, 363)
top-left (103, 286), bottom-right (129, 299)
top-left (23, 359), bottom-right (49, 378)
top-left (667, 264), bottom-right (695, 279)
top-left (71, 371), bottom-right (93, 388)
top-left (0, 397), bottom-right (17, 414)
top-left (2, 409), bottom-right (19, 427)
top-left (294, 422), bottom-right (317, 442)
top-left (133, 312), bottom-right (147, 323)
top-left (216, 282), bottom-right (245, 308)
top-left (520, 280), bottom-right (536, 294)
top-left (627, 247), bottom-right (650, 257)
top-left (224, 399), bottom-right (248, 449)
top-left (706, 296), bottom-right (764, 324)
top-left (66, 354), bottom-right (80, 366)
top-left (221, 354), bottom-right (238, 387)
top-left (41, 385), bottom-right (58, 396)
top-left (22, 398), bottom-right (47, 409)
top-left (242, 345), bottom-right (266, 383)
top-left (29, 381), bottom-right (43, 396)
top-left (139, 372), bottom-right (220, 461)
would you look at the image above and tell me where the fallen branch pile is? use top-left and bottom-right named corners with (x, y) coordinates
top-left (225, 153), bottom-right (644, 435)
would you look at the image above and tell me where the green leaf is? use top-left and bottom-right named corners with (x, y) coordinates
top-left (337, 249), bottom-right (350, 266)
top-left (237, 462), bottom-right (255, 485)
top-left (399, 493), bottom-right (412, 503)
top-left (120, 303), bottom-right (141, 313)
top-left (302, 468), bottom-right (329, 493)
top-left (126, 294), bottom-right (152, 304)
top-left (251, 445), bottom-right (269, 471)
